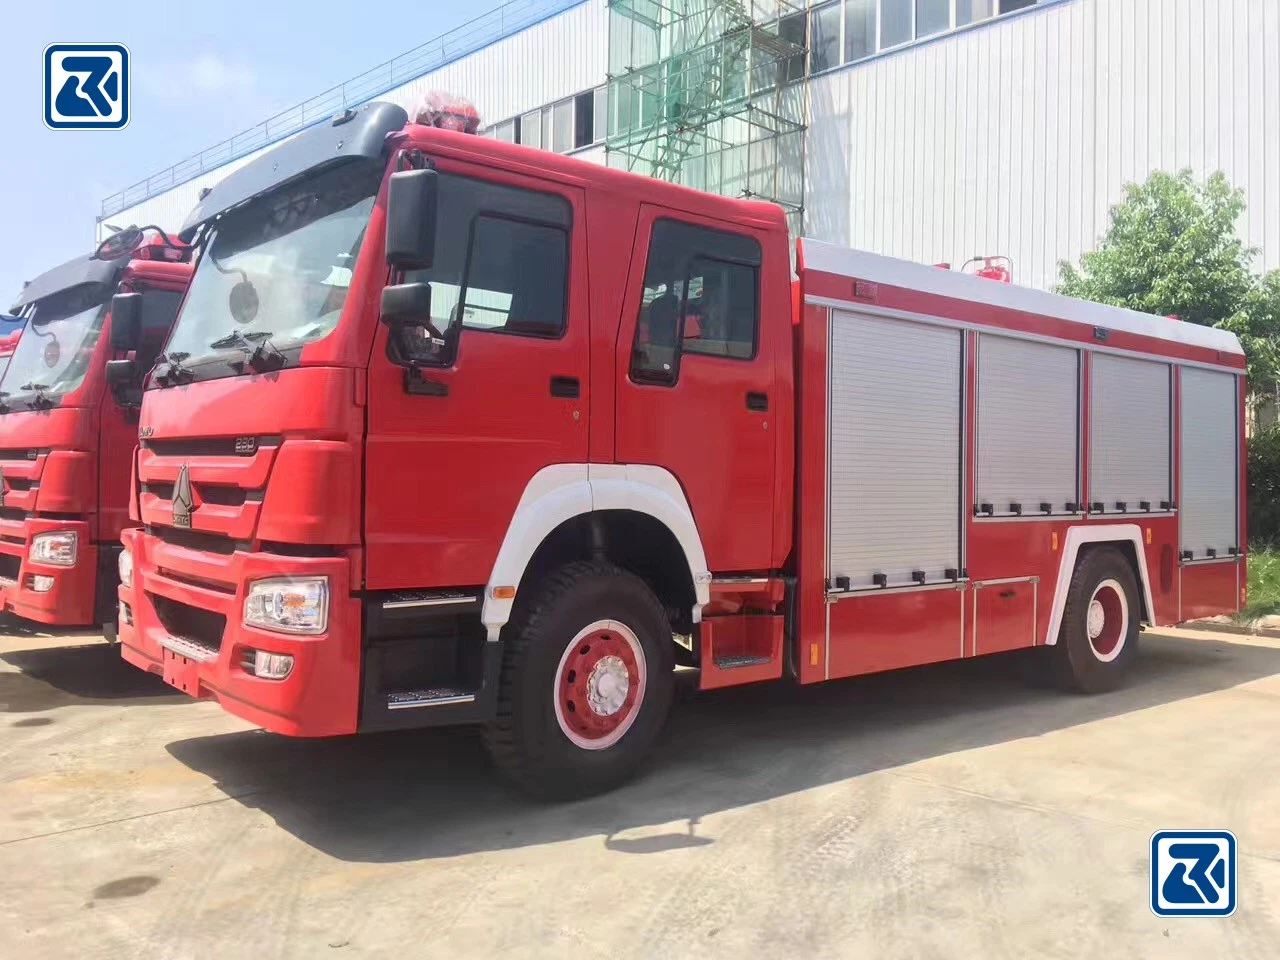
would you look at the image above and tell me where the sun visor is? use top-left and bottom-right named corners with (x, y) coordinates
top-left (179, 101), bottom-right (408, 242)
top-left (10, 253), bottom-right (124, 313)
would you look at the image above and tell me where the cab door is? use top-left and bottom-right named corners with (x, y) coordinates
top-left (614, 208), bottom-right (777, 572)
top-left (364, 165), bottom-right (589, 590)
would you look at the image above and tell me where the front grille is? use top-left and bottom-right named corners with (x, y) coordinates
top-left (0, 449), bottom-right (40, 462)
top-left (151, 593), bottom-right (226, 652)
top-left (147, 525), bottom-right (242, 556)
top-left (0, 554), bottom-right (19, 581)
top-left (0, 507), bottom-right (27, 523)
top-left (3, 478), bottom-right (35, 492)
top-left (144, 481), bottom-right (257, 507)
top-left (143, 435), bottom-right (281, 458)
top-left (143, 482), bottom-right (175, 500)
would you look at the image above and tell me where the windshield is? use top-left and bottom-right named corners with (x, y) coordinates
top-left (161, 162), bottom-right (381, 375)
top-left (0, 286), bottom-right (107, 406)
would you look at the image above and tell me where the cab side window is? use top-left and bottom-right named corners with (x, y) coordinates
top-left (399, 173), bottom-right (571, 364)
top-left (630, 219), bottom-right (760, 386)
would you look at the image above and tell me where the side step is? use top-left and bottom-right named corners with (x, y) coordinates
top-left (385, 687), bottom-right (477, 710)
top-left (699, 613), bottom-right (785, 690)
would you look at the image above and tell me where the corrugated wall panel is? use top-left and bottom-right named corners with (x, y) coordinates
top-left (805, 0), bottom-right (1280, 290)
top-left (100, 0), bottom-right (607, 241)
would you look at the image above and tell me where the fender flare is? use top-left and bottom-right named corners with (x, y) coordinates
top-left (481, 464), bottom-right (711, 636)
top-left (1044, 523), bottom-right (1156, 645)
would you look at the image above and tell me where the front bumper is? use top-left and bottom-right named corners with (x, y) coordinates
top-left (118, 527), bottom-right (361, 736)
top-left (0, 517), bottom-right (97, 625)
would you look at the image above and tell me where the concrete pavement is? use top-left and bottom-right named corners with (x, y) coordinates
top-left (1, 624), bottom-right (1277, 959)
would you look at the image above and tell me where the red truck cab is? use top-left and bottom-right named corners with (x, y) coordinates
top-left (2, 239), bottom-right (191, 630)
top-left (120, 101), bottom-right (1245, 797)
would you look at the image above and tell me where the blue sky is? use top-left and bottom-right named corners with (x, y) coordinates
top-left (0, 0), bottom-right (478, 307)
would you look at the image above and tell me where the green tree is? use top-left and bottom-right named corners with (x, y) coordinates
top-left (1057, 169), bottom-right (1280, 388)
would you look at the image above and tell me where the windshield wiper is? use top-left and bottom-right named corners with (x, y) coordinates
top-left (152, 351), bottom-right (195, 387)
top-left (20, 383), bottom-right (56, 411)
top-left (209, 330), bottom-right (285, 374)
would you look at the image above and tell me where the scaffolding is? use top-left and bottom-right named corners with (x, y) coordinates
top-left (606, 0), bottom-right (808, 232)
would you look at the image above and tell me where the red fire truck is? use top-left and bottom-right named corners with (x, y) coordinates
top-left (118, 102), bottom-right (1246, 796)
top-left (2, 235), bottom-right (191, 631)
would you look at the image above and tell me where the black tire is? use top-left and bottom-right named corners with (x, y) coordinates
top-left (1049, 546), bottom-right (1140, 693)
top-left (482, 561), bottom-right (675, 799)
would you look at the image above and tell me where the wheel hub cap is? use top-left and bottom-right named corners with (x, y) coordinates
top-left (587, 655), bottom-right (630, 717)
top-left (1087, 599), bottom-right (1106, 639)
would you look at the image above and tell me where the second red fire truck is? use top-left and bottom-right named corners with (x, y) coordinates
top-left (117, 102), bottom-right (1246, 796)
top-left (2, 235), bottom-right (191, 631)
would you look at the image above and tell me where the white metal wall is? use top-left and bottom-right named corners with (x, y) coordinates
top-left (98, 0), bottom-right (609, 241)
top-left (102, 0), bottom-right (1280, 290)
top-left (806, 0), bottom-right (1280, 290)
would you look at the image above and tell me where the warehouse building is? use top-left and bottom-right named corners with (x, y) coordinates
top-left (98, 0), bottom-right (1279, 291)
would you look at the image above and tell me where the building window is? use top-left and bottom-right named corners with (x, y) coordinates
top-left (845, 0), bottom-right (877, 62)
top-left (810, 2), bottom-right (842, 74)
top-left (593, 85), bottom-right (608, 144)
top-left (491, 120), bottom-right (515, 143)
top-left (956, 0), bottom-right (995, 25)
top-left (999, 0), bottom-right (1037, 12)
top-left (552, 99), bottom-right (573, 153)
top-left (574, 91), bottom-right (594, 148)
top-left (779, 12), bottom-right (807, 82)
top-left (916, 0), bottom-right (950, 36)
top-left (519, 109), bottom-right (542, 149)
top-left (880, 0), bottom-right (912, 48)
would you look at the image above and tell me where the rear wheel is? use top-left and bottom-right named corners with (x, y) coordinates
top-left (483, 561), bottom-right (674, 798)
top-left (1050, 547), bottom-right (1140, 693)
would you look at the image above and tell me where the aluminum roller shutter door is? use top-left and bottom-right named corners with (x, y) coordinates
top-left (828, 310), bottom-right (961, 588)
top-left (976, 336), bottom-right (1079, 516)
top-left (1090, 354), bottom-right (1171, 510)
top-left (1180, 368), bottom-right (1239, 557)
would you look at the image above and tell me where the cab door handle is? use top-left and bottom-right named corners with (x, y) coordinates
top-left (746, 391), bottom-right (769, 412)
top-left (550, 376), bottom-right (580, 399)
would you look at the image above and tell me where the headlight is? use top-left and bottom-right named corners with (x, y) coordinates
top-left (30, 531), bottom-right (77, 567)
top-left (118, 547), bottom-right (134, 588)
top-left (243, 577), bottom-right (329, 635)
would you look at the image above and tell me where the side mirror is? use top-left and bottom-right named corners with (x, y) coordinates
top-left (105, 358), bottom-right (140, 406)
top-left (385, 168), bottom-right (438, 269)
top-left (109, 293), bottom-right (143, 352)
top-left (380, 282), bottom-right (433, 326)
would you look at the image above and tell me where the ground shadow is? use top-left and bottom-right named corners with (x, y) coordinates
top-left (166, 631), bottom-right (1280, 864)
top-left (0, 642), bottom-right (182, 712)
top-left (0, 613), bottom-right (103, 640)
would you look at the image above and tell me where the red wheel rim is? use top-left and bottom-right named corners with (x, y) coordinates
top-left (1087, 579), bottom-right (1128, 661)
top-left (553, 620), bottom-right (646, 750)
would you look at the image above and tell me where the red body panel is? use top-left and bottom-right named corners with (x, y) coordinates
top-left (1180, 561), bottom-right (1241, 622)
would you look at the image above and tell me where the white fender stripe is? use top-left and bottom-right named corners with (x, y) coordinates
top-left (1044, 524), bottom-right (1156, 645)
top-left (481, 463), bottom-right (710, 637)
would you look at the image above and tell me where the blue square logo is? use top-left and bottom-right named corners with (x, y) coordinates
top-left (1151, 830), bottom-right (1237, 917)
top-left (44, 43), bottom-right (130, 130)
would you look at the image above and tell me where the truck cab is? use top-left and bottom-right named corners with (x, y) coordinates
top-left (2, 238), bottom-right (191, 630)
top-left (119, 102), bottom-right (793, 789)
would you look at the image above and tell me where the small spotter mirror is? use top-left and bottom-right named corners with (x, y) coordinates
top-left (95, 227), bottom-right (144, 261)
top-left (229, 280), bottom-right (260, 325)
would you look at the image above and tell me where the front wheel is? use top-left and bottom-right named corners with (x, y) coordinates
top-left (1050, 546), bottom-right (1141, 693)
top-left (483, 561), bottom-right (675, 798)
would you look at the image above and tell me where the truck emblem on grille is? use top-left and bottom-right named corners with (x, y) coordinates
top-left (172, 462), bottom-right (194, 528)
